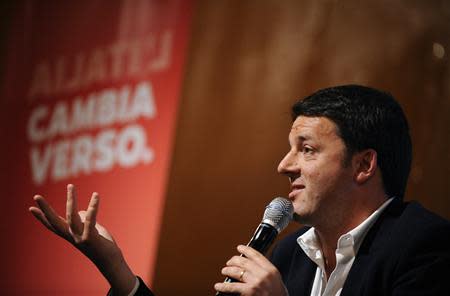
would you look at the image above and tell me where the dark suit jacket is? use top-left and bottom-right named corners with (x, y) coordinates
top-left (270, 198), bottom-right (450, 295)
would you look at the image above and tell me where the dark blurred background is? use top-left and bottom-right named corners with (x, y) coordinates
top-left (1, 1), bottom-right (449, 295)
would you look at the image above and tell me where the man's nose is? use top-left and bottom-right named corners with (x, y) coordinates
top-left (277, 152), bottom-right (298, 175)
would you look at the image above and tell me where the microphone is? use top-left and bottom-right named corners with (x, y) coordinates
top-left (216, 197), bottom-right (294, 296)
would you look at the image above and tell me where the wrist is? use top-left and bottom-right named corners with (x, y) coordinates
top-left (97, 250), bottom-right (136, 295)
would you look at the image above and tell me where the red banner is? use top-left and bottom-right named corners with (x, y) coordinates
top-left (0, 1), bottom-right (192, 294)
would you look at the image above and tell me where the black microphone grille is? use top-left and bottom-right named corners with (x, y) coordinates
top-left (261, 197), bottom-right (294, 233)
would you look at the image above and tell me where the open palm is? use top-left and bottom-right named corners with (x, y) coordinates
top-left (29, 184), bottom-right (136, 295)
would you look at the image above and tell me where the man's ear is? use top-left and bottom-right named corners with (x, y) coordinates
top-left (353, 149), bottom-right (378, 184)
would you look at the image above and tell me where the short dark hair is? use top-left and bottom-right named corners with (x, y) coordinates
top-left (292, 85), bottom-right (412, 199)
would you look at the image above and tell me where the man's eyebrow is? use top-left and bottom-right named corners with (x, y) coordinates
top-left (293, 133), bottom-right (312, 142)
top-left (288, 134), bottom-right (311, 144)
top-left (298, 135), bottom-right (311, 140)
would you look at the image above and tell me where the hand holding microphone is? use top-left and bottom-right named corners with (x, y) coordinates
top-left (215, 197), bottom-right (293, 296)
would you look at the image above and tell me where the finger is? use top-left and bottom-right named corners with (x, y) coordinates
top-left (29, 206), bottom-right (56, 232)
top-left (82, 192), bottom-right (99, 241)
top-left (226, 255), bottom-right (261, 276)
top-left (78, 210), bottom-right (87, 222)
top-left (238, 245), bottom-right (282, 283)
top-left (33, 195), bottom-right (70, 236)
top-left (237, 244), bottom-right (264, 259)
top-left (221, 266), bottom-right (248, 282)
top-left (214, 281), bottom-right (247, 294)
top-left (238, 245), bottom-right (272, 268)
top-left (66, 184), bottom-right (83, 235)
top-left (226, 254), bottom-right (250, 267)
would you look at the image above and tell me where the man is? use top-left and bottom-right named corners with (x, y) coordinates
top-left (214, 85), bottom-right (450, 295)
top-left (30, 85), bottom-right (450, 295)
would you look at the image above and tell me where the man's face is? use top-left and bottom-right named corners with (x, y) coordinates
top-left (277, 116), bottom-right (355, 226)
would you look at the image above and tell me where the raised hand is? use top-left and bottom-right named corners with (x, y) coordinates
top-left (214, 245), bottom-right (288, 296)
top-left (29, 184), bottom-right (136, 296)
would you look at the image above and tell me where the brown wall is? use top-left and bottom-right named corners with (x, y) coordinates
top-left (153, 0), bottom-right (450, 295)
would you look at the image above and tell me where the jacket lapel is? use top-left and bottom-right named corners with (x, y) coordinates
top-left (341, 198), bottom-right (405, 295)
top-left (286, 244), bottom-right (316, 295)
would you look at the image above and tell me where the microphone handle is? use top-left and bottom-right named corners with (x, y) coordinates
top-left (216, 223), bottom-right (278, 296)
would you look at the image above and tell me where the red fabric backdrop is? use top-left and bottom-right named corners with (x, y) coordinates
top-left (0, 1), bottom-right (192, 294)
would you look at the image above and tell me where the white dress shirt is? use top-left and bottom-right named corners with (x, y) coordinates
top-left (297, 198), bottom-right (393, 296)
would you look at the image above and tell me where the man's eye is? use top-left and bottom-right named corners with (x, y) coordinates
top-left (303, 146), bottom-right (314, 154)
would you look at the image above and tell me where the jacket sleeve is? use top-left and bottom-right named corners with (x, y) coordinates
top-left (107, 277), bottom-right (155, 296)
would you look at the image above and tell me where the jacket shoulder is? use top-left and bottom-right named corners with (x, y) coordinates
top-left (389, 200), bottom-right (450, 247)
top-left (343, 199), bottom-right (450, 295)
